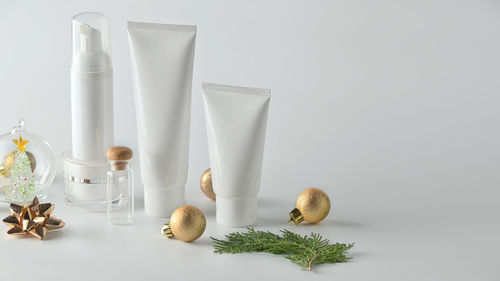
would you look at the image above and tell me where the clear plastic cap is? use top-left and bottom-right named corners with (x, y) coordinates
top-left (72, 12), bottom-right (112, 73)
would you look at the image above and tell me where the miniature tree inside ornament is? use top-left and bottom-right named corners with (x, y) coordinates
top-left (0, 119), bottom-right (56, 203)
top-left (2, 150), bottom-right (36, 177)
top-left (8, 135), bottom-right (36, 203)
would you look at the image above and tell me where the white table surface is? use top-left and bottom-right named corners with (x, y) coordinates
top-left (1, 0), bottom-right (499, 280)
top-left (0, 177), bottom-right (497, 281)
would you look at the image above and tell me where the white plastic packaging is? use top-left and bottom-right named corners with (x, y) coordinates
top-left (63, 12), bottom-right (114, 210)
top-left (127, 21), bottom-right (196, 217)
top-left (71, 12), bottom-right (113, 161)
top-left (202, 83), bottom-right (271, 227)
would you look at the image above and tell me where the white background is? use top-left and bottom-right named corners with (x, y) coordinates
top-left (0, 0), bottom-right (499, 280)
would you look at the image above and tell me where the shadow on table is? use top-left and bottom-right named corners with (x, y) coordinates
top-left (46, 230), bottom-right (65, 240)
top-left (255, 216), bottom-right (288, 227)
top-left (305, 219), bottom-right (366, 228)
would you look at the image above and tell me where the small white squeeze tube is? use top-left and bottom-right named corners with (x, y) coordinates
top-left (202, 82), bottom-right (271, 227)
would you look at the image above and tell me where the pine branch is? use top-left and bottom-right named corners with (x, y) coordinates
top-left (211, 228), bottom-right (354, 271)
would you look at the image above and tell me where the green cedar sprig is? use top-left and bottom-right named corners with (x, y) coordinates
top-left (211, 228), bottom-right (354, 271)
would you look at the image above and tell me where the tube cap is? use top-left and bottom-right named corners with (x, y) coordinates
top-left (144, 186), bottom-right (185, 217)
top-left (216, 196), bottom-right (257, 227)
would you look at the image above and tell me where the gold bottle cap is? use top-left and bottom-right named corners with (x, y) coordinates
top-left (162, 222), bottom-right (174, 238)
top-left (288, 208), bottom-right (304, 224)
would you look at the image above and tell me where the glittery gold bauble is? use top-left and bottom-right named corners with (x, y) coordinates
top-left (164, 205), bottom-right (206, 242)
top-left (289, 188), bottom-right (331, 224)
top-left (200, 168), bottom-right (216, 201)
top-left (3, 150), bottom-right (36, 177)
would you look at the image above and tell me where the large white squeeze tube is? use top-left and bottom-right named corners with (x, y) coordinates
top-left (127, 22), bottom-right (196, 217)
top-left (202, 83), bottom-right (271, 227)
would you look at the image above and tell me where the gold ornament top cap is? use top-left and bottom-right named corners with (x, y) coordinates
top-left (288, 208), bottom-right (304, 224)
top-left (162, 222), bottom-right (174, 238)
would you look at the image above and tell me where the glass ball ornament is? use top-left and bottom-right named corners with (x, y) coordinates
top-left (0, 119), bottom-right (56, 203)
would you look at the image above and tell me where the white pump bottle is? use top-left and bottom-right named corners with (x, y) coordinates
top-left (62, 12), bottom-right (113, 210)
top-left (71, 12), bottom-right (113, 161)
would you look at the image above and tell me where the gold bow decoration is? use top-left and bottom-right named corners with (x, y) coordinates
top-left (2, 196), bottom-right (65, 239)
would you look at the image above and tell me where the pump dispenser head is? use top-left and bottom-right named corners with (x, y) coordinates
top-left (72, 12), bottom-right (112, 73)
top-left (80, 24), bottom-right (102, 53)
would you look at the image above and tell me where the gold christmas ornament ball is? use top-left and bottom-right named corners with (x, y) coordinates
top-left (200, 168), bottom-right (215, 200)
top-left (3, 150), bottom-right (36, 177)
top-left (167, 205), bottom-right (206, 242)
top-left (289, 188), bottom-right (331, 224)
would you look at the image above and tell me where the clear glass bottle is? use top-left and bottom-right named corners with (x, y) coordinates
top-left (106, 146), bottom-right (133, 225)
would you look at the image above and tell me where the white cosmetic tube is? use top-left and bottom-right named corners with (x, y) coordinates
top-left (127, 22), bottom-right (196, 217)
top-left (202, 83), bottom-right (271, 227)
